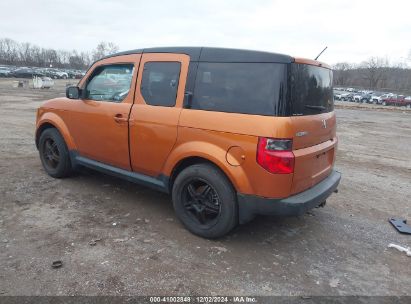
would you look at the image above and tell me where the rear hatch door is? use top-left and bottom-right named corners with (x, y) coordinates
top-left (289, 63), bottom-right (336, 194)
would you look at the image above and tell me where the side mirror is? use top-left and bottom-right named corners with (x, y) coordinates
top-left (66, 86), bottom-right (80, 99)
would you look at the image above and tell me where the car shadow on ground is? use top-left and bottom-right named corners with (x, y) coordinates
top-left (71, 167), bottom-right (325, 245)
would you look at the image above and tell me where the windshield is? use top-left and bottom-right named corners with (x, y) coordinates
top-left (290, 63), bottom-right (333, 116)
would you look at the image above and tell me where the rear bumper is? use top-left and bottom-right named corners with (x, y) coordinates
top-left (237, 170), bottom-right (341, 224)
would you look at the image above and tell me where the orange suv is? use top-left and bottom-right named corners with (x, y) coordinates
top-left (36, 47), bottom-right (341, 238)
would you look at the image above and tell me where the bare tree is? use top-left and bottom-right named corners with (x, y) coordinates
top-left (91, 41), bottom-right (119, 61)
top-left (360, 57), bottom-right (389, 89)
top-left (69, 50), bottom-right (91, 70)
top-left (0, 37), bottom-right (96, 69)
top-left (18, 42), bottom-right (33, 65)
top-left (333, 62), bottom-right (352, 86)
top-left (0, 38), bottom-right (19, 64)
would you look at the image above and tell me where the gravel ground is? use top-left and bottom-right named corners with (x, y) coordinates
top-left (0, 79), bottom-right (410, 296)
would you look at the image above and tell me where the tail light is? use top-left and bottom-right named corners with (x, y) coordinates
top-left (257, 138), bottom-right (294, 174)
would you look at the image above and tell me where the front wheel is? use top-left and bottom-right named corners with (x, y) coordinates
top-left (172, 163), bottom-right (238, 238)
top-left (39, 128), bottom-right (72, 178)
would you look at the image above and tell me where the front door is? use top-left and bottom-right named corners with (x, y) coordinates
top-left (68, 54), bottom-right (141, 170)
top-left (129, 53), bottom-right (190, 176)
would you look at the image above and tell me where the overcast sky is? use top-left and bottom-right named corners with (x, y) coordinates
top-left (1, 0), bottom-right (410, 64)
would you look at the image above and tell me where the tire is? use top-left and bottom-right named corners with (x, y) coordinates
top-left (39, 128), bottom-right (72, 178)
top-left (172, 163), bottom-right (238, 238)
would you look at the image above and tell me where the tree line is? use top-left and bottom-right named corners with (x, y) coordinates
top-left (2, 37), bottom-right (410, 94)
top-left (0, 38), bottom-right (119, 70)
top-left (333, 55), bottom-right (411, 95)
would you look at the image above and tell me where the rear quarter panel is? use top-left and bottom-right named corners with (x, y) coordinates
top-left (165, 109), bottom-right (338, 198)
top-left (163, 109), bottom-right (295, 198)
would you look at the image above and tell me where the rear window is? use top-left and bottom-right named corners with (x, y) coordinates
top-left (191, 62), bottom-right (287, 116)
top-left (290, 63), bottom-right (333, 116)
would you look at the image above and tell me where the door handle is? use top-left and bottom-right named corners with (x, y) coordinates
top-left (114, 114), bottom-right (128, 123)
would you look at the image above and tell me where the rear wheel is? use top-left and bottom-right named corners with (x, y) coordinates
top-left (172, 163), bottom-right (238, 238)
top-left (39, 128), bottom-right (72, 178)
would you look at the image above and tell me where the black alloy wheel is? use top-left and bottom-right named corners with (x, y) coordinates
top-left (182, 178), bottom-right (221, 227)
top-left (172, 163), bottom-right (238, 238)
top-left (38, 128), bottom-right (72, 178)
top-left (42, 137), bottom-right (60, 170)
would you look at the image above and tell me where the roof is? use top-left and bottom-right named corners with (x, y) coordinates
top-left (103, 47), bottom-right (294, 63)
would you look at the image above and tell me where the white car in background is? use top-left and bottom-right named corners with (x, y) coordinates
top-left (54, 70), bottom-right (68, 79)
top-left (371, 93), bottom-right (393, 104)
top-left (353, 94), bottom-right (362, 102)
top-left (370, 94), bottom-right (383, 104)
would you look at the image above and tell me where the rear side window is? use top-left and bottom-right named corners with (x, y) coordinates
top-left (290, 64), bottom-right (333, 116)
top-left (141, 62), bottom-right (181, 107)
top-left (85, 64), bottom-right (134, 102)
top-left (191, 63), bottom-right (287, 116)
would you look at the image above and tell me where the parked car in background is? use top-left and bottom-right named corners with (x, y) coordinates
top-left (355, 93), bottom-right (372, 103)
top-left (334, 92), bottom-right (343, 100)
top-left (0, 67), bottom-right (12, 77)
top-left (55, 70), bottom-right (68, 79)
top-left (341, 93), bottom-right (354, 101)
top-left (38, 68), bottom-right (68, 79)
top-left (381, 95), bottom-right (411, 107)
top-left (66, 69), bottom-right (84, 79)
top-left (38, 69), bottom-right (54, 78)
top-left (353, 94), bottom-right (361, 102)
top-left (12, 67), bottom-right (44, 78)
top-left (370, 92), bottom-right (384, 104)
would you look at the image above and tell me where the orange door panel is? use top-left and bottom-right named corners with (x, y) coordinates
top-left (129, 53), bottom-right (190, 176)
top-left (67, 54), bottom-right (141, 170)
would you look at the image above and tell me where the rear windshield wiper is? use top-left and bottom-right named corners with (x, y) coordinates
top-left (305, 105), bottom-right (326, 111)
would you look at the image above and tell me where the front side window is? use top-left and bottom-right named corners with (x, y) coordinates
top-left (140, 62), bottom-right (181, 107)
top-left (191, 62), bottom-right (287, 116)
top-left (85, 64), bottom-right (134, 102)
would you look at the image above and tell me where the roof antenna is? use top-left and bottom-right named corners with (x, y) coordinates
top-left (314, 46), bottom-right (328, 60)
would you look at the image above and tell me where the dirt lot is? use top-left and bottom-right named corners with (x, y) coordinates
top-left (0, 78), bottom-right (410, 296)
